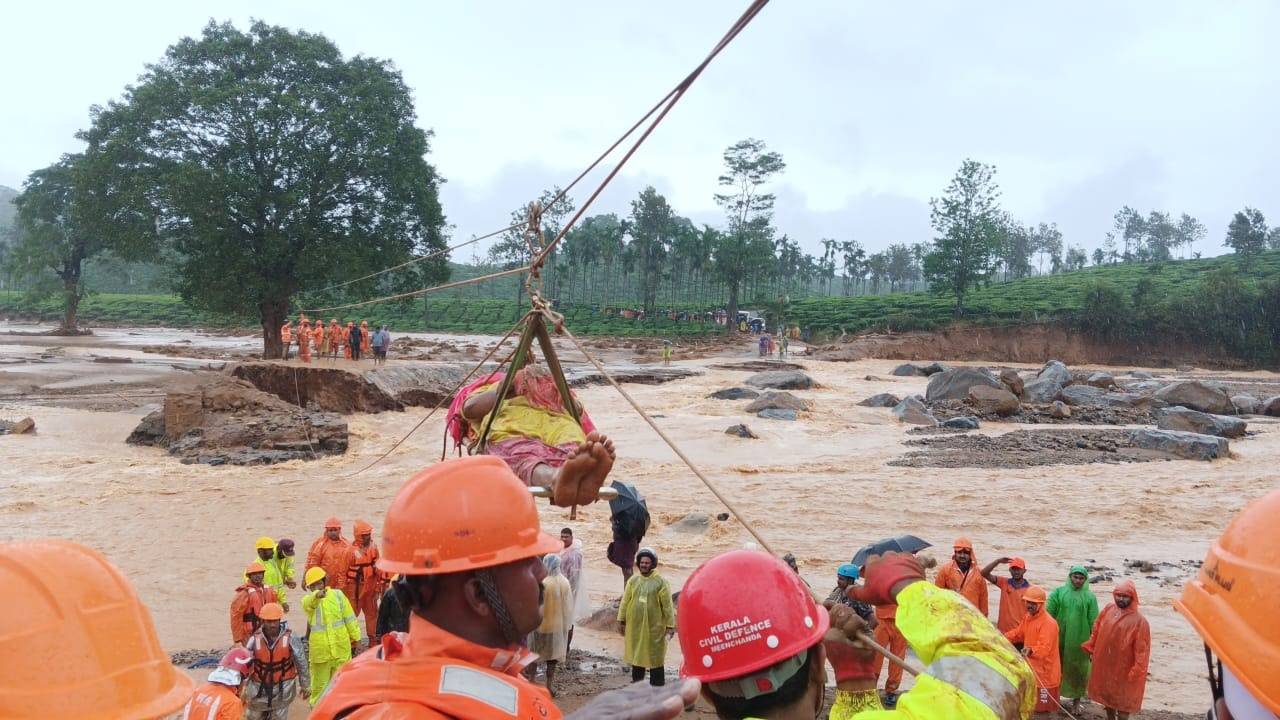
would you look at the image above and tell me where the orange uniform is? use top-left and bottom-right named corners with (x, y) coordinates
top-left (310, 614), bottom-right (559, 720)
top-left (328, 320), bottom-right (344, 357)
top-left (1082, 580), bottom-right (1151, 714)
top-left (298, 320), bottom-right (313, 362)
top-left (994, 576), bottom-right (1031, 633)
top-left (360, 321), bottom-right (371, 352)
top-left (343, 533), bottom-right (385, 640)
top-left (935, 541), bottom-right (989, 618)
top-left (231, 583), bottom-right (268, 645)
top-left (312, 323), bottom-right (325, 353)
top-left (874, 602), bottom-right (907, 695)
top-left (1005, 607), bottom-right (1061, 712)
top-left (182, 681), bottom-right (244, 720)
top-left (307, 533), bottom-right (351, 592)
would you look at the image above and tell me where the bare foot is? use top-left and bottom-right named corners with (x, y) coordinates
top-left (551, 444), bottom-right (596, 507)
top-left (575, 436), bottom-right (615, 506)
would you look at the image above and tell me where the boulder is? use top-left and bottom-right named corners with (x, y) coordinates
top-left (1049, 401), bottom-right (1072, 419)
top-left (710, 387), bottom-right (760, 400)
top-left (1129, 428), bottom-right (1228, 460)
top-left (1127, 381), bottom-right (1164, 393)
top-left (1101, 392), bottom-right (1154, 409)
top-left (1177, 364), bottom-right (1195, 373)
top-left (969, 385), bottom-right (1021, 416)
top-left (1023, 360), bottom-right (1072, 403)
top-left (1154, 381), bottom-right (1233, 415)
top-left (925, 367), bottom-right (1001, 402)
top-left (1155, 406), bottom-right (1247, 439)
top-left (858, 393), bottom-right (901, 408)
top-left (757, 408), bottom-right (798, 421)
top-left (1231, 394), bottom-right (1260, 415)
top-left (1086, 372), bottom-right (1116, 389)
top-left (1060, 385), bottom-right (1108, 406)
top-left (921, 362), bottom-right (949, 376)
top-left (725, 424), bottom-right (758, 439)
top-left (998, 368), bottom-right (1024, 397)
top-left (11, 417), bottom-right (35, 434)
top-left (942, 416), bottom-right (980, 430)
top-left (891, 397), bottom-right (936, 425)
top-left (745, 370), bottom-right (814, 390)
top-left (1261, 396), bottom-right (1280, 417)
top-left (669, 512), bottom-right (713, 534)
top-left (745, 392), bottom-right (808, 413)
top-left (1130, 370), bottom-right (1155, 379)
top-left (891, 363), bottom-right (926, 377)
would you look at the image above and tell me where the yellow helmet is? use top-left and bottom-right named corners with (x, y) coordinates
top-left (304, 567), bottom-right (327, 587)
top-left (254, 536), bottom-right (275, 551)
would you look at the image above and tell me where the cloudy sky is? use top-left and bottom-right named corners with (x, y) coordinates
top-left (3, 1), bottom-right (1277, 261)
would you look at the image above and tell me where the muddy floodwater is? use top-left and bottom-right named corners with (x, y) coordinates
top-left (2, 322), bottom-right (1275, 716)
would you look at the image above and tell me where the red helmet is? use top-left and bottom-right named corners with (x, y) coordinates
top-left (219, 647), bottom-right (252, 672)
top-left (379, 456), bottom-right (562, 576)
top-left (678, 550), bottom-right (829, 685)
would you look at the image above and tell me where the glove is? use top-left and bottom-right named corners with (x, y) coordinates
top-left (850, 552), bottom-right (926, 606)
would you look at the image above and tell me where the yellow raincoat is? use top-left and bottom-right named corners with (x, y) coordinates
top-left (303, 587), bottom-right (361, 704)
top-left (245, 553), bottom-right (293, 606)
top-left (618, 570), bottom-right (674, 669)
top-left (856, 582), bottom-right (1036, 720)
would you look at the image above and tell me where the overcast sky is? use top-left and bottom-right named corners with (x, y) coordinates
top-left (3, 1), bottom-right (1277, 261)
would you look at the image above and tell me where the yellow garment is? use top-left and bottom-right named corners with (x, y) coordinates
top-left (310, 659), bottom-right (343, 707)
top-left (474, 382), bottom-right (585, 447)
top-left (303, 589), bottom-right (361, 665)
top-left (530, 573), bottom-right (573, 663)
top-left (831, 689), bottom-right (884, 719)
top-left (617, 570), bottom-right (674, 669)
top-left (853, 582), bottom-right (1036, 720)
top-left (245, 554), bottom-right (292, 606)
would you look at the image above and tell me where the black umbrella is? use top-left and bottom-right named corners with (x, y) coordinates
top-left (851, 534), bottom-right (932, 568)
top-left (609, 480), bottom-right (649, 537)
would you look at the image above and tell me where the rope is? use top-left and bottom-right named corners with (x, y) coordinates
top-left (302, 265), bottom-right (528, 314)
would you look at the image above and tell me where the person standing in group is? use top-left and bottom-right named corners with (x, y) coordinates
top-left (618, 547), bottom-right (675, 686)
top-left (347, 321), bottom-right (363, 361)
top-left (249, 536), bottom-right (292, 612)
top-left (326, 318), bottom-right (343, 361)
top-left (528, 554), bottom-right (574, 697)
top-left (608, 489), bottom-right (649, 590)
top-left (301, 567), bottom-right (361, 705)
top-left (312, 320), bottom-right (325, 360)
top-left (344, 322), bottom-right (355, 359)
top-left (309, 455), bottom-right (700, 720)
top-left (307, 517), bottom-right (351, 598)
top-left (822, 563), bottom-right (883, 716)
top-left (560, 527), bottom-right (585, 654)
top-left (183, 648), bottom-right (252, 720)
top-left (983, 555), bottom-right (1032, 634)
top-left (359, 320), bottom-right (372, 358)
top-left (232, 562), bottom-right (269, 646)
top-left (243, 602), bottom-right (310, 720)
top-left (280, 320), bottom-right (293, 360)
top-left (374, 575), bottom-right (409, 643)
top-left (344, 519), bottom-right (385, 643)
top-left (1004, 585), bottom-right (1061, 715)
top-left (1082, 579), bottom-right (1150, 720)
top-left (935, 537), bottom-right (990, 619)
top-left (1047, 564), bottom-right (1099, 714)
top-left (297, 318), bottom-right (313, 362)
top-left (371, 324), bottom-right (390, 366)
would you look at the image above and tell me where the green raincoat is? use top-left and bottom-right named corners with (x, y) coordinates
top-left (618, 570), bottom-right (674, 669)
top-left (1046, 564), bottom-right (1099, 698)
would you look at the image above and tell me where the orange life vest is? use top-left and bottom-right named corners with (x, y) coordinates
top-left (346, 543), bottom-right (381, 600)
top-left (249, 628), bottom-right (298, 703)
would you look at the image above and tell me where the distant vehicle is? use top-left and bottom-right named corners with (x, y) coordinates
top-left (736, 310), bottom-right (766, 324)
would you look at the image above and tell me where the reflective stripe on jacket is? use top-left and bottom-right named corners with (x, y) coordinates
top-left (303, 589), bottom-right (361, 663)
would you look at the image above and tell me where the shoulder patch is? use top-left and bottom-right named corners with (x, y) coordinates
top-left (438, 665), bottom-right (519, 716)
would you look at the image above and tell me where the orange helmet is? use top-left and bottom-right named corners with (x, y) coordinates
top-left (0, 540), bottom-right (194, 719)
top-left (1175, 488), bottom-right (1280, 715)
top-left (353, 519), bottom-right (373, 537)
top-left (245, 561), bottom-right (266, 576)
top-left (953, 537), bottom-right (974, 551)
top-left (259, 603), bottom-right (284, 621)
top-left (1023, 585), bottom-right (1048, 604)
top-left (324, 517), bottom-right (342, 530)
top-left (378, 456), bottom-right (562, 576)
top-left (678, 550), bottom-right (829, 685)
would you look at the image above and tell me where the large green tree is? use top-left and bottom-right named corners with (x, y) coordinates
top-left (713, 138), bottom-right (785, 328)
top-left (78, 21), bottom-right (448, 357)
top-left (1225, 207), bottom-right (1269, 269)
top-left (923, 159), bottom-right (1003, 317)
top-left (626, 186), bottom-right (674, 316)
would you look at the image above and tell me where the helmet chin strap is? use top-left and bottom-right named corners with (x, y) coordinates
top-left (475, 569), bottom-right (522, 645)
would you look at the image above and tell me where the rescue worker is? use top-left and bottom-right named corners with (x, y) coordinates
top-left (312, 319), bottom-right (326, 358)
top-left (1003, 586), bottom-right (1061, 715)
top-left (307, 516), bottom-right (351, 595)
top-left (281, 320), bottom-right (293, 360)
top-left (277, 538), bottom-right (298, 587)
top-left (619, 547), bottom-right (676, 686)
top-left (1046, 565), bottom-right (1098, 713)
top-left (328, 318), bottom-right (345, 360)
top-left (873, 570), bottom-right (909, 708)
top-left (248, 535), bottom-right (291, 611)
top-left (1, 539), bottom-right (195, 719)
top-left (375, 573), bottom-right (410, 643)
top-left (349, 321), bottom-right (364, 360)
top-left (345, 518), bottom-right (386, 642)
top-left (1082, 580), bottom-right (1150, 720)
top-left (244, 602), bottom-right (311, 720)
top-left (823, 565), bottom-right (884, 715)
top-left (1174, 487), bottom-right (1280, 720)
top-left (982, 556), bottom-right (1032, 634)
top-left (298, 318), bottom-right (313, 362)
top-left (182, 647), bottom-right (252, 720)
top-left (233, 561), bottom-right (270, 645)
top-left (360, 319), bottom-right (372, 356)
top-left (302, 566), bottom-right (361, 705)
top-left (310, 455), bottom-right (701, 719)
top-left (935, 537), bottom-right (990, 619)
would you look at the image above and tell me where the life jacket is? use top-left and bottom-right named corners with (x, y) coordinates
top-left (310, 617), bottom-right (557, 720)
top-left (346, 543), bottom-right (380, 600)
top-left (250, 627), bottom-right (298, 704)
